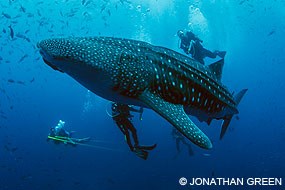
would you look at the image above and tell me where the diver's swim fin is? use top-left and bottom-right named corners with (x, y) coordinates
top-left (133, 148), bottom-right (148, 160)
top-left (136, 144), bottom-right (157, 151)
top-left (217, 51), bottom-right (226, 58)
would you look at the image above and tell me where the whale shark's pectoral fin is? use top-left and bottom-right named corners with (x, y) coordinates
top-left (139, 89), bottom-right (212, 149)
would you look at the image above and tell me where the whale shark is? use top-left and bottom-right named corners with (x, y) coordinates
top-left (37, 36), bottom-right (247, 150)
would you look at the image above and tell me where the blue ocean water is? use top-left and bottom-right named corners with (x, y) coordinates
top-left (0, 0), bottom-right (284, 190)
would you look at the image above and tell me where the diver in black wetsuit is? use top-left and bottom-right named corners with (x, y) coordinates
top-left (172, 128), bottom-right (194, 156)
top-left (111, 103), bottom-right (156, 160)
top-left (177, 30), bottom-right (226, 65)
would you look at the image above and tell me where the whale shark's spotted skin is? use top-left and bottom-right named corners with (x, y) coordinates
top-left (38, 37), bottom-right (247, 149)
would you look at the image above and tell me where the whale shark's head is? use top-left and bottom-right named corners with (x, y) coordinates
top-left (37, 38), bottom-right (73, 73)
top-left (37, 37), bottom-right (108, 74)
top-left (37, 37), bottom-right (123, 100)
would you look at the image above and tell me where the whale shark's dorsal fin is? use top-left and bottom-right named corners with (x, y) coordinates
top-left (139, 89), bottom-right (212, 149)
top-left (208, 59), bottom-right (224, 82)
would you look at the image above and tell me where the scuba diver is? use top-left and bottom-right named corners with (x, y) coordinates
top-left (177, 30), bottom-right (226, 65)
top-left (111, 103), bottom-right (156, 160)
top-left (48, 120), bottom-right (91, 146)
top-left (172, 128), bottom-right (194, 156)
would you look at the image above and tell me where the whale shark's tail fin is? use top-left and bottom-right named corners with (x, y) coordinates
top-left (220, 89), bottom-right (248, 139)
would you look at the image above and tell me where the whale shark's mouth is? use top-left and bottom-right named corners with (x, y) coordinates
top-left (43, 58), bottom-right (64, 73)
top-left (39, 48), bottom-right (64, 73)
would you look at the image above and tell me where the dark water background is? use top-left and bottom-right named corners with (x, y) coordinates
top-left (0, 0), bottom-right (284, 190)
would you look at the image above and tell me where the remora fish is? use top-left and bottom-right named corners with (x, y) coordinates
top-left (37, 37), bottom-right (247, 149)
